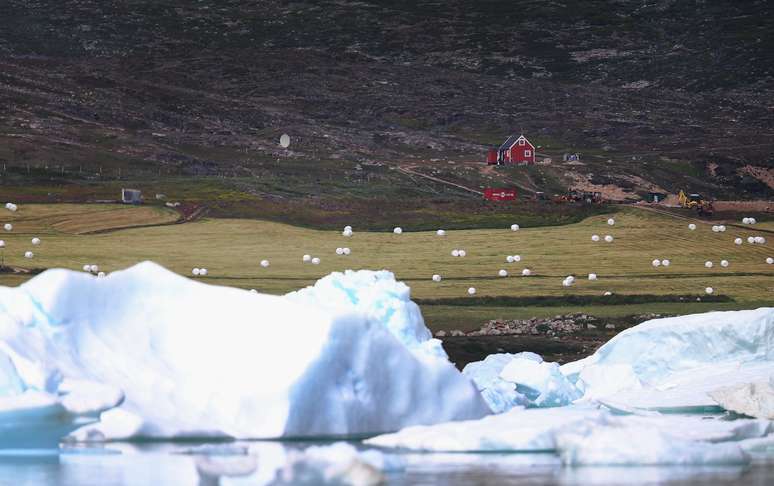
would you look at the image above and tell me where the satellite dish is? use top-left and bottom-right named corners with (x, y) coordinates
top-left (279, 134), bottom-right (291, 148)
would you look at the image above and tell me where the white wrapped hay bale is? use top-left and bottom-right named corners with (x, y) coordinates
top-left (83, 264), bottom-right (91, 272)
top-left (688, 223), bottom-right (696, 231)
top-left (510, 224), bottom-right (520, 231)
top-left (90, 264), bottom-right (99, 273)
top-left (705, 287), bottom-right (714, 295)
top-left (3, 223), bottom-right (12, 231)
top-left (343, 248), bottom-right (351, 256)
top-left (0, 240), bottom-right (4, 248)
top-left (719, 225), bottom-right (726, 232)
top-left (747, 236), bottom-right (756, 244)
top-left (522, 268), bottom-right (531, 276)
top-left (607, 218), bottom-right (615, 226)
top-left (512, 255), bottom-right (521, 262)
top-left (467, 287), bottom-right (476, 295)
top-left (603, 291), bottom-right (612, 296)
top-left (192, 268), bottom-right (201, 276)
top-left (720, 260), bottom-right (729, 267)
top-left (302, 254), bottom-right (312, 263)
top-left (711, 225), bottom-right (720, 233)
top-left (662, 259), bottom-right (671, 267)
top-left (199, 268), bottom-right (208, 276)
top-left (506, 255), bottom-right (515, 263)
top-left (734, 238), bottom-right (743, 245)
top-left (260, 260), bottom-right (270, 268)
top-left (436, 229), bottom-right (446, 236)
top-left (766, 257), bottom-right (773, 265)
top-left (755, 236), bottom-right (766, 245)
top-left (704, 261), bottom-right (713, 268)
top-left (591, 234), bottom-right (600, 242)
top-left (344, 226), bottom-right (352, 232)
top-left (652, 259), bottom-right (661, 267)
top-left (451, 250), bottom-right (460, 257)
top-left (604, 235), bottom-right (614, 243)
top-left (24, 251), bottom-right (33, 259)
top-left (498, 269), bottom-right (508, 277)
top-left (432, 274), bottom-right (442, 282)
top-left (393, 227), bottom-right (403, 234)
top-left (458, 250), bottom-right (467, 257)
top-left (311, 257), bottom-right (320, 265)
top-left (31, 237), bottom-right (41, 245)
top-left (743, 217), bottom-right (750, 224)
top-left (342, 229), bottom-right (353, 237)
top-left (336, 248), bottom-right (344, 255)
top-left (588, 273), bottom-right (597, 281)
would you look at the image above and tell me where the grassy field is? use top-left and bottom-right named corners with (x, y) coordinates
top-left (0, 203), bottom-right (771, 331)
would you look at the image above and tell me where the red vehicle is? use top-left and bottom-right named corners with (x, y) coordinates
top-left (484, 188), bottom-right (517, 201)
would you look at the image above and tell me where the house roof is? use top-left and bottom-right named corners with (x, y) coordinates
top-left (499, 135), bottom-right (533, 151)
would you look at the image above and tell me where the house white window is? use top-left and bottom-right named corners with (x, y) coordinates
top-left (525, 150), bottom-right (532, 157)
top-left (518, 139), bottom-right (525, 146)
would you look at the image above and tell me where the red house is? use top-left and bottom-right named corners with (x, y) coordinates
top-left (487, 135), bottom-right (536, 165)
top-left (484, 188), bottom-right (517, 201)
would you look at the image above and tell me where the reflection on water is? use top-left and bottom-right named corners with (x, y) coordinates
top-left (0, 442), bottom-right (770, 486)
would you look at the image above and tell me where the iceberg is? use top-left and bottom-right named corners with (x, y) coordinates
top-left (462, 352), bottom-right (580, 412)
top-left (562, 308), bottom-right (774, 411)
top-left (0, 263), bottom-right (489, 440)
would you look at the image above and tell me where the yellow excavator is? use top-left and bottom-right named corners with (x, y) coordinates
top-left (678, 190), bottom-right (714, 216)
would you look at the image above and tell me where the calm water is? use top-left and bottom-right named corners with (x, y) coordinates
top-left (1, 442), bottom-right (773, 486)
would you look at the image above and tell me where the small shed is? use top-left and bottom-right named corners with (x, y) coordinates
top-left (121, 188), bottom-right (143, 204)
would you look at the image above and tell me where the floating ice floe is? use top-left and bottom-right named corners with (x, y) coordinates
top-left (366, 405), bottom-right (768, 466)
top-left (562, 308), bottom-right (774, 412)
top-left (0, 263), bottom-right (489, 440)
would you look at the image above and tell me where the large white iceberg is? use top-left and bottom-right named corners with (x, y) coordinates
top-left (0, 262), bottom-right (489, 440)
top-left (563, 308), bottom-right (774, 411)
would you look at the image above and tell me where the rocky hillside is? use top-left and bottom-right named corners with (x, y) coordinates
top-left (1, 0), bottom-right (772, 206)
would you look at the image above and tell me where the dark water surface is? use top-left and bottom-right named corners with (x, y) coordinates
top-left (0, 442), bottom-right (773, 486)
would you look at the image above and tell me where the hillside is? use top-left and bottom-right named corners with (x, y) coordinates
top-left (1, 0), bottom-right (773, 221)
